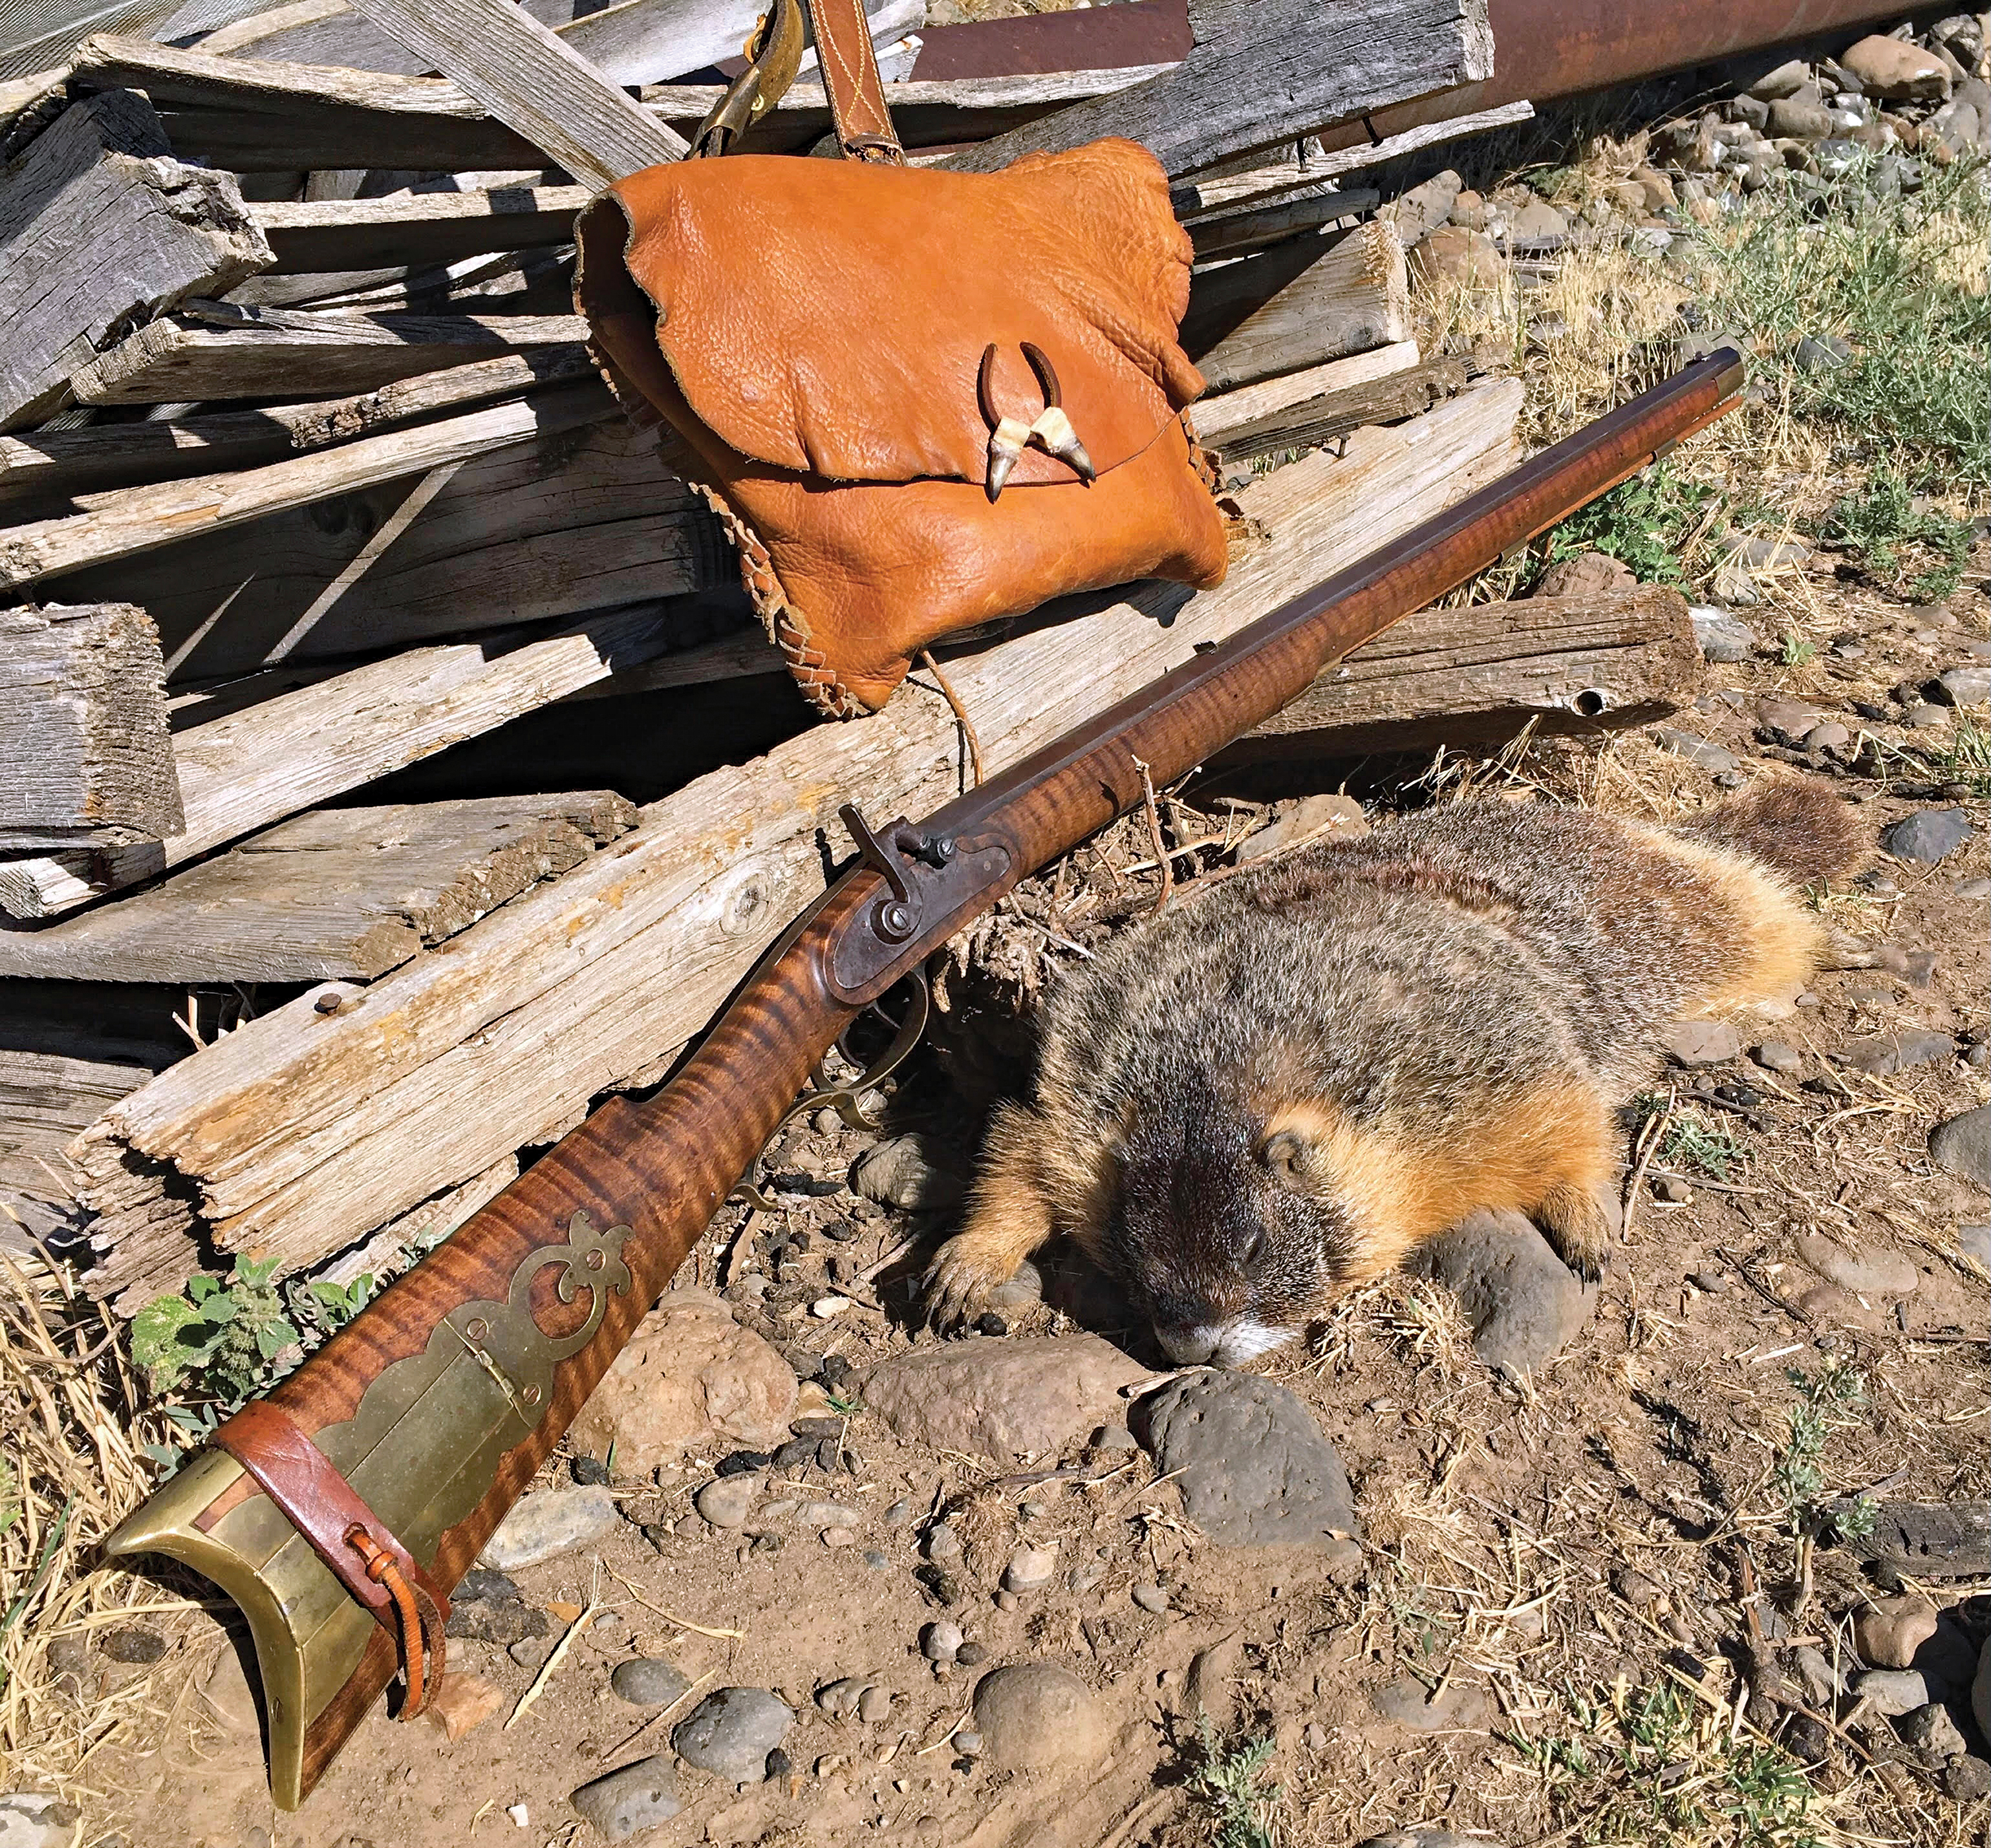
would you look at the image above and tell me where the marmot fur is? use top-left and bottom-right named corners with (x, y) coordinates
top-left (925, 780), bottom-right (1864, 1364)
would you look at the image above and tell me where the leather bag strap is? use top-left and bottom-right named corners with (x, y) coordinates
top-left (211, 1400), bottom-right (450, 1717)
top-left (801, 0), bottom-right (904, 162)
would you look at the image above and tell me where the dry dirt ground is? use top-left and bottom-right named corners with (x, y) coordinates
top-left (34, 543), bottom-right (1988, 1848)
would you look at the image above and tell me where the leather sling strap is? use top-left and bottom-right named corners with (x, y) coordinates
top-left (211, 1400), bottom-right (450, 1717)
top-left (801, 0), bottom-right (905, 162)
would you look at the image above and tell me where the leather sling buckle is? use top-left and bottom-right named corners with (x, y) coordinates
top-left (212, 1401), bottom-right (451, 1717)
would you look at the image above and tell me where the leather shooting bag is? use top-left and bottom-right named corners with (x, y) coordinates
top-left (574, 0), bottom-right (1229, 718)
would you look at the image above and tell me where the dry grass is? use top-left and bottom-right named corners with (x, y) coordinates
top-left (0, 1230), bottom-right (190, 1807)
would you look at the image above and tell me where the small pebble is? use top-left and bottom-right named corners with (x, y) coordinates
top-left (952, 1728), bottom-right (984, 1759)
top-left (883, 1499), bottom-right (912, 1527)
top-left (1690, 1269), bottom-right (1728, 1293)
top-left (857, 1686), bottom-right (892, 1724)
top-left (1851, 1668), bottom-right (1929, 1715)
top-left (610, 1658), bottom-right (693, 1709)
top-left (811, 1296), bottom-right (854, 1319)
top-left (696, 1474), bottom-right (762, 1531)
top-left (1131, 1583), bottom-right (1169, 1614)
top-left (1003, 1547), bottom-right (1057, 1593)
top-left (1901, 1701), bottom-right (1967, 1761)
top-left (974, 1312), bottom-right (1009, 1337)
top-left (863, 1549), bottom-right (890, 1570)
top-left (1653, 1174), bottom-right (1694, 1203)
top-left (1750, 1040), bottom-right (1802, 1073)
top-left (923, 1523), bottom-right (963, 1563)
top-left (954, 1640), bottom-right (988, 1667)
top-left (570, 1456), bottom-right (610, 1487)
top-left (994, 1588), bottom-right (1020, 1612)
top-left (922, 1622), bottom-right (963, 1664)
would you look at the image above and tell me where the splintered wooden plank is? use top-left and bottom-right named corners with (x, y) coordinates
top-left (67, 303), bottom-right (588, 405)
top-left (0, 603), bottom-right (685, 919)
top-left (0, 603), bottom-right (182, 850)
top-left (1200, 350), bottom-right (1491, 465)
top-left (0, 349), bottom-right (594, 506)
top-left (339, 0), bottom-right (686, 188)
top-left (65, 33), bottom-right (549, 171)
top-left (1235, 585), bottom-right (1703, 758)
top-left (0, 89), bottom-right (272, 430)
top-left (1, 1048), bottom-right (169, 1197)
top-left (1191, 341), bottom-right (1421, 449)
top-left (239, 0), bottom-right (915, 88)
top-left (55, 419), bottom-right (724, 678)
top-left (250, 184), bottom-right (589, 274)
top-left (1182, 219), bottom-right (1410, 394)
top-left (945, 0), bottom-right (1492, 179)
top-left (0, 792), bottom-right (640, 982)
top-left (643, 64), bottom-right (1170, 153)
top-left (72, 378), bottom-right (1524, 1307)
top-left (0, 381), bottom-right (612, 590)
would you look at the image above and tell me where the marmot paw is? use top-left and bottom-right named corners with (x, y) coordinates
top-left (922, 1232), bottom-right (1020, 1331)
top-left (1536, 1179), bottom-right (1618, 1284)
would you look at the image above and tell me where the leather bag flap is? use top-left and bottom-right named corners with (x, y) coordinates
top-left (576, 139), bottom-right (1205, 490)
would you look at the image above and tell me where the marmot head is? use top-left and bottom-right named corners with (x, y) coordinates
top-left (1102, 1078), bottom-right (1361, 1366)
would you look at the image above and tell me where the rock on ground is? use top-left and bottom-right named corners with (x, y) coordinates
top-left (568, 1290), bottom-right (795, 1476)
top-left (1370, 1677), bottom-right (1494, 1731)
top-left (570, 1755), bottom-right (681, 1840)
top-left (970, 1662), bottom-right (1114, 1773)
top-left (852, 1135), bottom-right (967, 1211)
top-left (1661, 1019), bottom-right (1741, 1067)
top-left (1798, 1233), bottom-right (1919, 1298)
top-left (1690, 605), bottom-right (1758, 663)
top-left (1132, 1373), bottom-right (1360, 1549)
top-left (859, 1335), bottom-right (1153, 1465)
top-left (1234, 793), bottom-right (1368, 863)
top-left (1855, 1597), bottom-right (1939, 1670)
top-left (671, 1688), bottom-right (793, 1782)
top-left (1415, 1209), bottom-right (1601, 1374)
top-left (0, 1794), bottom-right (80, 1848)
top-left (1929, 1105), bottom-right (1991, 1190)
top-left (427, 1673), bottom-right (502, 1741)
top-left (479, 1485), bottom-right (619, 1573)
top-left (1851, 1668), bottom-right (1929, 1715)
top-left (1883, 809), bottom-right (1975, 863)
top-left (1535, 551), bottom-right (1635, 598)
top-left (610, 1659), bottom-right (693, 1709)
top-left (1840, 34), bottom-right (1952, 100)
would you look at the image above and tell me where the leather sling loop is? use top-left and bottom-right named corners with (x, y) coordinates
top-left (211, 1400), bottom-right (450, 1718)
top-left (801, 0), bottom-right (905, 162)
top-left (690, 0), bottom-right (904, 162)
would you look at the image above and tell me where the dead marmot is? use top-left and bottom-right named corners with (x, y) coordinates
top-left (925, 780), bottom-right (1864, 1364)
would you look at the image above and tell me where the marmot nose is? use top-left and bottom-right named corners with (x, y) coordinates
top-left (1157, 1323), bottom-right (1223, 1364)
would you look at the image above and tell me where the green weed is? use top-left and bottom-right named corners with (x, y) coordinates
top-left (1522, 1678), bottom-right (1826, 1847)
top-left (1820, 466), bottom-right (1974, 601)
top-left (1778, 632), bottom-right (1817, 669)
top-left (1191, 1723), bottom-right (1280, 1848)
top-left (1663, 1111), bottom-right (1747, 1183)
top-left (1680, 153), bottom-right (1991, 486)
top-left (1771, 1362), bottom-right (1869, 1538)
top-left (1932, 711), bottom-right (1991, 798)
top-left (131, 1256), bottom-right (378, 1428)
top-left (1532, 463), bottom-right (1720, 586)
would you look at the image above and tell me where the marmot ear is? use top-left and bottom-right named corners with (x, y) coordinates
top-left (1260, 1127), bottom-right (1315, 1188)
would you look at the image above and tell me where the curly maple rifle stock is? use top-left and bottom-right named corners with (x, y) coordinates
top-left (105, 349), bottom-right (1743, 1806)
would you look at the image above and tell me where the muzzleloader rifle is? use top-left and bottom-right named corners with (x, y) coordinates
top-left (106, 350), bottom-right (1744, 1806)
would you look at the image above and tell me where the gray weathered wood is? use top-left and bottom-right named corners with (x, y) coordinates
top-left (645, 63), bottom-right (1168, 153)
top-left (0, 380), bottom-right (612, 591)
top-left (1188, 185), bottom-right (1380, 261)
top-left (227, 0), bottom-right (910, 89)
top-left (0, 89), bottom-right (272, 431)
top-left (71, 380), bottom-right (1523, 1307)
top-left (0, 348), bottom-right (594, 506)
top-left (0, 601), bottom-right (687, 918)
top-left (1232, 585), bottom-right (1704, 759)
top-left (1, 1048), bottom-right (168, 1197)
top-left (56, 418), bottom-right (722, 678)
top-left (0, 792), bottom-right (639, 982)
top-left (64, 33), bottom-right (550, 171)
top-left (1170, 100), bottom-right (1534, 220)
top-left (1201, 349), bottom-right (1494, 465)
top-left (67, 301), bottom-right (589, 406)
top-left (1183, 220), bottom-right (1410, 394)
top-left (945, 0), bottom-right (1491, 180)
top-left (339, 0), bottom-right (686, 188)
top-left (1190, 339), bottom-right (1421, 448)
top-left (0, 603), bottom-right (182, 850)
top-left (249, 183), bottom-right (589, 274)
